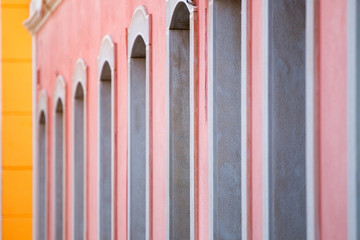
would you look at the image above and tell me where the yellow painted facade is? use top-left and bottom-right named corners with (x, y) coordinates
top-left (1, 0), bottom-right (32, 239)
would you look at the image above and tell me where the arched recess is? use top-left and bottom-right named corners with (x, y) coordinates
top-left (53, 76), bottom-right (66, 240)
top-left (73, 59), bottom-right (87, 240)
top-left (263, 0), bottom-right (306, 239)
top-left (98, 35), bottom-right (116, 240)
top-left (36, 90), bottom-right (48, 240)
top-left (127, 6), bottom-right (152, 240)
top-left (208, 0), bottom-right (247, 239)
top-left (166, 1), bottom-right (198, 239)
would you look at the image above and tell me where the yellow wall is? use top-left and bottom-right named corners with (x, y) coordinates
top-left (1, 0), bottom-right (32, 239)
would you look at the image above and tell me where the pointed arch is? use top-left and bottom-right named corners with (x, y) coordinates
top-left (98, 35), bottom-right (116, 240)
top-left (128, 6), bottom-right (152, 240)
top-left (166, 1), bottom-right (198, 239)
top-left (72, 59), bottom-right (87, 240)
top-left (53, 76), bottom-right (66, 240)
top-left (36, 90), bottom-right (48, 240)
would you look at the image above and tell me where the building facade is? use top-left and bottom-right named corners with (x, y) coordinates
top-left (26, 0), bottom-right (358, 239)
top-left (1, 0), bottom-right (33, 239)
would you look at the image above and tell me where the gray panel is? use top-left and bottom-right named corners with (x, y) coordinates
top-left (38, 113), bottom-right (47, 240)
top-left (99, 63), bottom-right (112, 240)
top-left (169, 29), bottom-right (190, 240)
top-left (55, 101), bottom-right (64, 240)
top-left (129, 44), bottom-right (147, 239)
top-left (268, 0), bottom-right (306, 239)
top-left (212, 0), bottom-right (242, 239)
top-left (74, 85), bottom-right (85, 240)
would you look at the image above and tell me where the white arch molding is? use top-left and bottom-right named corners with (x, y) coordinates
top-left (98, 35), bottom-right (116, 240)
top-left (72, 59), bottom-right (87, 240)
top-left (127, 6), bottom-right (152, 240)
top-left (53, 76), bottom-right (66, 240)
top-left (166, 0), bottom-right (198, 239)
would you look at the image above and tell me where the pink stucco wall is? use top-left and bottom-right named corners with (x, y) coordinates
top-left (319, 0), bottom-right (348, 239)
top-left (36, 0), bottom-right (210, 239)
top-left (197, 0), bottom-right (209, 239)
top-left (251, 0), bottom-right (263, 239)
top-left (35, 0), bottom-right (353, 239)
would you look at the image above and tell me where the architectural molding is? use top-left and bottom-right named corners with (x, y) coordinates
top-left (166, 1), bottom-right (198, 239)
top-left (36, 89), bottom-right (49, 240)
top-left (127, 6), bottom-right (152, 240)
top-left (24, 0), bottom-right (63, 35)
top-left (73, 59), bottom-right (88, 98)
top-left (53, 75), bottom-right (66, 240)
top-left (54, 75), bottom-right (66, 106)
top-left (38, 90), bottom-right (48, 119)
top-left (128, 6), bottom-right (151, 49)
top-left (98, 35), bottom-right (116, 79)
top-left (72, 58), bottom-right (88, 240)
top-left (97, 34), bottom-right (116, 240)
top-left (306, 0), bottom-right (320, 239)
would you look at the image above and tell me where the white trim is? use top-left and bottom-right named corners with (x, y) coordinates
top-left (241, 0), bottom-right (251, 239)
top-left (262, 0), bottom-right (269, 238)
top-left (53, 76), bottom-right (66, 240)
top-left (127, 6), bottom-right (152, 240)
top-left (36, 90), bottom-right (49, 240)
top-left (97, 35), bottom-right (116, 240)
top-left (348, 0), bottom-right (358, 239)
top-left (72, 59), bottom-right (87, 240)
top-left (166, 1), bottom-right (198, 239)
top-left (24, 0), bottom-right (63, 35)
top-left (306, 0), bottom-right (320, 239)
top-left (128, 6), bottom-right (151, 48)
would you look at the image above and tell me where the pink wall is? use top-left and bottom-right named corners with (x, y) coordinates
top-left (36, 0), bottom-right (210, 239)
top-left (197, 0), bottom-right (209, 239)
top-left (319, 0), bottom-right (348, 239)
top-left (35, 0), bottom-right (353, 239)
top-left (251, 0), bottom-right (263, 239)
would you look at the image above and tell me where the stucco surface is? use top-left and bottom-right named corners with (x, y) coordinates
top-left (319, 0), bottom-right (348, 239)
top-left (35, 0), bottom-right (208, 239)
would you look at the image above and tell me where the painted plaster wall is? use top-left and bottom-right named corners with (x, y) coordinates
top-left (197, 0), bottom-right (209, 239)
top-left (1, 0), bottom-right (33, 239)
top-left (319, 0), bottom-right (348, 238)
top-left (35, 0), bottom-right (209, 239)
top-left (251, 0), bottom-right (263, 239)
top-left (35, 0), bottom-right (354, 239)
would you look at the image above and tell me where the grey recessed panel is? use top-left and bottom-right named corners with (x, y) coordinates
top-left (99, 62), bottom-right (113, 240)
top-left (74, 84), bottom-right (85, 240)
top-left (211, 0), bottom-right (242, 239)
top-left (38, 112), bottom-right (47, 240)
top-left (129, 37), bottom-right (147, 240)
top-left (268, 0), bottom-right (306, 239)
top-left (212, 0), bottom-right (241, 239)
top-left (55, 100), bottom-right (64, 240)
top-left (169, 10), bottom-right (191, 238)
